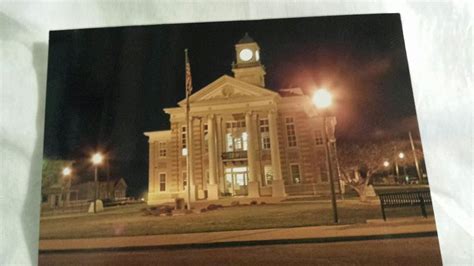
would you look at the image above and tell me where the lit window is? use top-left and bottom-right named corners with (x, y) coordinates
top-left (286, 117), bottom-right (297, 147)
top-left (159, 173), bottom-right (166, 191)
top-left (264, 165), bottom-right (273, 185)
top-left (225, 121), bottom-right (247, 152)
top-left (159, 142), bottom-right (167, 157)
top-left (260, 119), bottom-right (270, 149)
top-left (242, 132), bottom-right (248, 150)
top-left (314, 130), bottom-right (324, 146)
top-left (226, 133), bottom-right (234, 152)
top-left (290, 164), bottom-right (301, 184)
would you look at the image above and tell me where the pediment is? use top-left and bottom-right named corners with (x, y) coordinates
top-left (178, 75), bottom-right (279, 106)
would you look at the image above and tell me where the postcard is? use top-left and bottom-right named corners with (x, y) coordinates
top-left (38, 14), bottom-right (442, 265)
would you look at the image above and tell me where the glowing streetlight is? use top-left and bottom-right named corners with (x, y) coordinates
top-left (383, 161), bottom-right (390, 168)
top-left (312, 88), bottom-right (338, 224)
top-left (312, 88), bottom-right (333, 109)
top-left (62, 166), bottom-right (72, 207)
top-left (91, 152), bottom-right (104, 213)
top-left (397, 152), bottom-right (408, 181)
top-left (92, 153), bottom-right (103, 165)
top-left (62, 167), bottom-right (72, 176)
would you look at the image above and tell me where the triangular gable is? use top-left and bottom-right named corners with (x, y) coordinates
top-left (114, 178), bottom-right (127, 189)
top-left (178, 75), bottom-right (279, 106)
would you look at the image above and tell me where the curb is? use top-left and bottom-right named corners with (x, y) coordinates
top-left (39, 231), bottom-right (437, 254)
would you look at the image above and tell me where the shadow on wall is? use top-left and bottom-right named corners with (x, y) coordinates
top-left (25, 41), bottom-right (48, 263)
top-left (0, 12), bottom-right (47, 265)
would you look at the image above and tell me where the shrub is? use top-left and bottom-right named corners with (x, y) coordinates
top-left (207, 204), bottom-right (223, 211)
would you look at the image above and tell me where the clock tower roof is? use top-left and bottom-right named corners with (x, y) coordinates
top-left (238, 32), bottom-right (255, 44)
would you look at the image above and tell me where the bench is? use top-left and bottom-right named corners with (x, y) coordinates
top-left (378, 190), bottom-right (432, 221)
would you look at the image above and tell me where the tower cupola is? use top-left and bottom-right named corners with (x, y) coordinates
top-left (232, 33), bottom-right (266, 87)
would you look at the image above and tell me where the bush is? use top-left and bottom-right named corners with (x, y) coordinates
top-left (250, 200), bottom-right (258, 205)
top-left (207, 204), bottom-right (223, 211)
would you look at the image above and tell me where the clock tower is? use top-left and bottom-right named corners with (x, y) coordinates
top-left (232, 33), bottom-right (266, 87)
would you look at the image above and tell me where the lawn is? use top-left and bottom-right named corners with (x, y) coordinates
top-left (39, 200), bottom-right (433, 240)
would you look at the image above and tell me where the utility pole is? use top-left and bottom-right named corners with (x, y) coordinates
top-left (323, 115), bottom-right (338, 223)
top-left (409, 131), bottom-right (423, 182)
top-left (394, 144), bottom-right (400, 182)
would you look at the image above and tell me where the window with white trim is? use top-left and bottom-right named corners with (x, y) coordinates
top-left (159, 142), bottom-right (167, 157)
top-left (264, 165), bottom-right (273, 185)
top-left (181, 126), bottom-right (187, 156)
top-left (286, 117), bottom-right (297, 147)
top-left (159, 173), bottom-right (166, 191)
top-left (290, 164), bottom-right (301, 184)
top-left (314, 130), bottom-right (324, 146)
top-left (259, 119), bottom-right (271, 149)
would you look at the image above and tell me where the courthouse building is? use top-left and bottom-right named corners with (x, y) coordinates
top-left (145, 34), bottom-right (337, 204)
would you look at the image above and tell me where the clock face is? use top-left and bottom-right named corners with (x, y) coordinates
top-left (239, 48), bottom-right (253, 61)
top-left (256, 50), bottom-right (260, 61)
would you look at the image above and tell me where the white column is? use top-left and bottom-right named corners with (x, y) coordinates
top-left (188, 117), bottom-right (196, 201)
top-left (246, 111), bottom-right (260, 198)
top-left (207, 114), bottom-right (219, 200)
top-left (216, 116), bottom-right (225, 193)
top-left (268, 110), bottom-right (286, 197)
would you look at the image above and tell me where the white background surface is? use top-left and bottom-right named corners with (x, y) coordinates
top-left (0, 1), bottom-right (472, 265)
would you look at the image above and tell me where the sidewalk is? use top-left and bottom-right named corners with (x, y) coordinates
top-left (39, 217), bottom-right (437, 252)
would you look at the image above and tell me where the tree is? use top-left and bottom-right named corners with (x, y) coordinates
top-left (337, 138), bottom-right (424, 201)
top-left (41, 159), bottom-right (74, 198)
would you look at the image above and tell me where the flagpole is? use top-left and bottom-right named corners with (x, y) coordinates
top-left (185, 49), bottom-right (192, 211)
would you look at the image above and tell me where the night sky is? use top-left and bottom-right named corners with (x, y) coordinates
top-left (44, 13), bottom-right (418, 196)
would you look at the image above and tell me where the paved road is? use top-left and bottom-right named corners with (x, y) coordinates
top-left (39, 236), bottom-right (442, 266)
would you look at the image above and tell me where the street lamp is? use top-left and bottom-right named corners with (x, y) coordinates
top-left (62, 167), bottom-right (72, 176)
top-left (62, 167), bottom-right (72, 207)
top-left (398, 152), bottom-right (407, 180)
top-left (312, 88), bottom-right (338, 224)
top-left (383, 160), bottom-right (391, 181)
top-left (91, 152), bottom-right (103, 213)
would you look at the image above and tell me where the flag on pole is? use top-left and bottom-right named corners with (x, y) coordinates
top-left (185, 49), bottom-right (193, 98)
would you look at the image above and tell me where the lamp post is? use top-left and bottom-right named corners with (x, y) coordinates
top-left (312, 88), bottom-right (338, 224)
top-left (398, 152), bottom-right (407, 181)
top-left (62, 167), bottom-right (72, 207)
top-left (383, 160), bottom-right (390, 180)
top-left (91, 153), bottom-right (103, 213)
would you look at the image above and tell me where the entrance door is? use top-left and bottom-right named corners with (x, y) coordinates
top-left (224, 167), bottom-right (248, 196)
